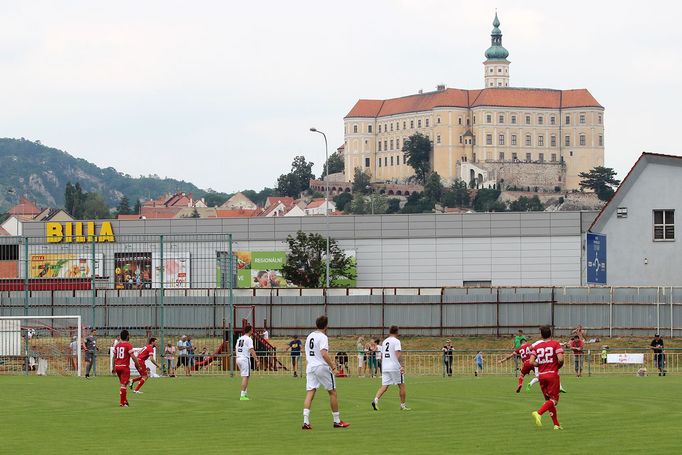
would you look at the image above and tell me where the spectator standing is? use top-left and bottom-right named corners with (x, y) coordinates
top-left (374, 339), bottom-right (382, 374)
top-left (650, 334), bottom-right (666, 376)
top-left (83, 329), bottom-right (98, 378)
top-left (356, 336), bottom-right (366, 377)
top-left (572, 324), bottom-right (586, 340)
top-left (286, 335), bottom-right (303, 377)
top-left (442, 340), bottom-right (454, 377)
top-left (111, 334), bottom-right (121, 349)
top-left (474, 351), bottom-right (484, 377)
top-left (176, 335), bottom-right (191, 376)
top-left (367, 339), bottom-right (378, 378)
top-left (68, 336), bottom-right (79, 372)
top-left (262, 327), bottom-right (270, 341)
top-left (568, 336), bottom-right (585, 377)
top-left (601, 345), bottom-right (608, 365)
top-left (164, 342), bottom-right (176, 377)
top-left (186, 335), bottom-right (195, 369)
top-left (513, 330), bottom-right (527, 373)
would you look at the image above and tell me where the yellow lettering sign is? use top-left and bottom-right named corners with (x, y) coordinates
top-left (46, 222), bottom-right (63, 243)
top-left (45, 222), bottom-right (115, 243)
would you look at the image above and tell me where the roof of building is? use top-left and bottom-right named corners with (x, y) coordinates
top-left (215, 209), bottom-right (261, 218)
top-left (345, 87), bottom-right (602, 118)
top-left (8, 197), bottom-right (42, 216)
top-left (485, 12), bottom-right (509, 60)
top-left (117, 214), bottom-right (145, 220)
top-left (306, 199), bottom-right (332, 209)
top-left (590, 153), bottom-right (682, 231)
top-left (220, 192), bottom-right (258, 210)
top-left (0, 226), bottom-right (10, 236)
top-left (265, 196), bottom-right (295, 208)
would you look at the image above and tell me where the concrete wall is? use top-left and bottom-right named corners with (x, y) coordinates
top-left (484, 161), bottom-right (564, 191)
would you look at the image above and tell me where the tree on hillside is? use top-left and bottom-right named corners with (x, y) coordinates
top-left (276, 156), bottom-right (315, 197)
top-left (472, 189), bottom-right (505, 212)
top-left (352, 168), bottom-right (371, 194)
top-left (64, 182), bottom-right (86, 218)
top-left (133, 199), bottom-right (142, 215)
top-left (242, 188), bottom-right (276, 206)
top-left (402, 133), bottom-right (432, 184)
top-left (117, 196), bottom-right (131, 215)
top-left (579, 166), bottom-right (621, 201)
top-left (82, 192), bottom-right (110, 219)
top-left (322, 153), bottom-right (344, 177)
top-left (204, 193), bottom-right (231, 207)
top-left (333, 192), bottom-right (353, 212)
top-left (423, 172), bottom-right (444, 204)
top-left (509, 196), bottom-right (544, 212)
top-left (281, 231), bottom-right (356, 288)
top-left (442, 179), bottom-right (470, 208)
top-left (386, 198), bottom-right (401, 214)
top-left (400, 192), bottom-right (434, 213)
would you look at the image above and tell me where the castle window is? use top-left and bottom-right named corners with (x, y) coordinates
top-left (378, 141), bottom-right (382, 151)
top-left (580, 114), bottom-right (586, 124)
top-left (538, 116), bottom-right (544, 125)
top-left (403, 121), bottom-right (406, 129)
top-left (498, 82), bottom-right (502, 87)
top-left (390, 139), bottom-right (394, 150)
top-left (499, 152), bottom-right (505, 161)
top-left (599, 135), bottom-right (604, 146)
top-left (498, 68), bottom-right (502, 73)
top-left (397, 155), bottom-right (400, 165)
top-left (538, 136), bottom-right (544, 147)
top-left (390, 123), bottom-right (393, 132)
top-left (550, 116), bottom-right (556, 125)
top-left (565, 115), bottom-right (571, 125)
top-left (551, 135), bottom-right (557, 147)
top-left (525, 153), bottom-right (531, 162)
top-left (384, 140), bottom-right (388, 150)
top-left (525, 115), bottom-right (531, 125)
top-left (368, 125), bottom-right (372, 133)
top-left (498, 134), bottom-right (505, 145)
top-left (396, 138), bottom-right (400, 149)
top-left (384, 157), bottom-right (388, 166)
top-left (570, 151), bottom-right (573, 156)
top-left (437, 135), bottom-right (441, 144)
top-left (486, 114), bottom-right (492, 124)
top-left (490, 68), bottom-right (493, 73)
top-left (378, 158), bottom-right (381, 167)
top-left (539, 153), bottom-right (544, 163)
top-left (410, 120), bottom-right (414, 129)
top-left (565, 136), bottom-right (570, 146)
top-left (511, 115), bottom-right (517, 124)
top-left (459, 136), bottom-right (463, 144)
top-left (525, 135), bottom-right (532, 146)
top-left (390, 156), bottom-right (394, 166)
top-left (486, 134), bottom-right (493, 145)
top-left (598, 115), bottom-right (603, 124)
top-left (579, 134), bottom-right (586, 146)
top-left (418, 119), bottom-right (422, 128)
top-left (437, 117), bottom-right (441, 124)
top-left (511, 134), bottom-right (517, 146)
top-left (490, 82), bottom-right (493, 87)
top-left (353, 125), bottom-right (358, 133)
top-left (551, 153), bottom-right (557, 162)
top-left (458, 117), bottom-right (462, 125)
top-left (512, 152), bottom-right (518, 161)
top-left (426, 119), bottom-right (430, 127)
top-left (365, 158), bottom-right (370, 167)
top-left (499, 114), bottom-right (504, 124)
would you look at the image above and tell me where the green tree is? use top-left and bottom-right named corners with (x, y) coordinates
top-left (64, 182), bottom-right (75, 215)
top-left (423, 172), bottom-right (444, 203)
top-left (472, 189), bottom-right (504, 212)
top-left (333, 192), bottom-right (353, 212)
top-left (400, 192), bottom-right (434, 213)
top-left (347, 193), bottom-right (370, 214)
top-left (133, 199), bottom-right (142, 214)
top-left (509, 196), bottom-right (544, 212)
top-left (579, 166), bottom-right (621, 201)
top-left (322, 153), bottom-right (344, 177)
top-left (204, 193), bottom-right (231, 207)
top-left (242, 188), bottom-right (276, 207)
top-left (81, 192), bottom-right (110, 219)
top-left (276, 156), bottom-right (315, 197)
top-left (352, 168), bottom-right (371, 194)
top-left (442, 179), bottom-right (470, 208)
top-left (402, 133), bottom-right (432, 184)
top-left (281, 231), bottom-right (356, 288)
top-left (386, 198), bottom-right (401, 214)
top-left (117, 195), bottom-right (131, 215)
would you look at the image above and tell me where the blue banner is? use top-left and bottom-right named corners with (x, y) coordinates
top-left (586, 233), bottom-right (607, 284)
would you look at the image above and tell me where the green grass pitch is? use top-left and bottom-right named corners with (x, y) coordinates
top-left (1, 374), bottom-right (679, 454)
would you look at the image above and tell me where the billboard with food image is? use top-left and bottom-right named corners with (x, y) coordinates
top-left (30, 254), bottom-right (103, 279)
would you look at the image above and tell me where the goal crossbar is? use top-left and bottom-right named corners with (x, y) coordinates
top-left (0, 315), bottom-right (82, 377)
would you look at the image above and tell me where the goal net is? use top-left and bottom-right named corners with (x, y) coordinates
top-left (0, 315), bottom-right (82, 376)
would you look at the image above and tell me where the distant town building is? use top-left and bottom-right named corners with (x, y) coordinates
top-left (221, 192), bottom-right (258, 211)
top-left (1, 197), bottom-right (73, 236)
top-left (343, 12), bottom-right (604, 191)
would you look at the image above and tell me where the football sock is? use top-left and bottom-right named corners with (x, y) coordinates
top-left (240, 391), bottom-right (247, 397)
top-left (332, 412), bottom-right (341, 424)
top-left (119, 386), bottom-right (127, 406)
top-left (373, 397), bottom-right (379, 403)
top-left (400, 403), bottom-right (407, 409)
top-left (548, 405), bottom-right (560, 426)
top-left (131, 377), bottom-right (141, 383)
top-left (529, 377), bottom-right (539, 387)
top-left (538, 400), bottom-right (553, 415)
top-left (517, 376), bottom-right (524, 386)
top-left (303, 408), bottom-right (310, 425)
top-left (134, 378), bottom-right (145, 392)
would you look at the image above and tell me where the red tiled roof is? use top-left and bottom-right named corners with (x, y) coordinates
top-left (306, 199), bottom-right (328, 209)
top-left (117, 214), bottom-right (144, 220)
top-left (0, 226), bottom-right (10, 236)
top-left (8, 197), bottom-right (41, 216)
top-left (265, 196), bottom-right (295, 208)
top-left (216, 209), bottom-right (261, 218)
top-left (345, 87), bottom-right (602, 118)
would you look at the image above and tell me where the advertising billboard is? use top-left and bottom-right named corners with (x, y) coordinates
top-left (30, 254), bottom-right (103, 279)
top-left (153, 253), bottom-right (190, 289)
top-left (586, 232), bottom-right (607, 285)
top-left (114, 252), bottom-right (152, 290)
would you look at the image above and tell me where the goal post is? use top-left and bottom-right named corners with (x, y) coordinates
top-left (0, 315), bottom-right (82, 377)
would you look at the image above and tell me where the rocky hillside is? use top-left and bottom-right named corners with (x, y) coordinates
top-left (0, 138), bottom-right (224, 211)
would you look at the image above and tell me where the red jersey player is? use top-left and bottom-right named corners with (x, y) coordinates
top-left (529, 325), bottom-right (565, 430)
top-left (499, 342), bottom-right (534, 393)
top-left (112, 329), bottom-right (140, 407)
top-left (130, 337), bottom-right (160, 394)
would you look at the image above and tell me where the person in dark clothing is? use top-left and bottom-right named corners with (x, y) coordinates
top-left (650, 334), bottom-right (666, 376)
top-left (83, 329), bottom-right (99, 378)
top-left (286, 335), bottom-right (303, 377)
top-left (442, 340), bottom-right (454, 377)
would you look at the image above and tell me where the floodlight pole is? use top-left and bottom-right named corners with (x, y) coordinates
top-left (310, 127), bottom-right (330, 288)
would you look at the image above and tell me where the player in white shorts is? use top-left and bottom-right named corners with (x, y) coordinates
top-left (235, 325), bottom-right (258, 401)
top-left (372, 325), bottom-right (410, 411)
top-left (302, 315), bottom-right (350, 430)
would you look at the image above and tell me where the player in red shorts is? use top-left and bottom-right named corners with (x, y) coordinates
top-left (499, 342), bottom-right (534, 393)
top-left (112, 329), bottom-right (141, 407)
top-left (529, 325), bottom-right (565, 430)
top-left (130, 337), bottom-right (160, 394)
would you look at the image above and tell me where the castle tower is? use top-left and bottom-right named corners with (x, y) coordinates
top-left (483, 12), bottom-right (510, 88)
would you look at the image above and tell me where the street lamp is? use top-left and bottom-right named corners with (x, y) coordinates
top-left (365, 185), bottom-right (374, 215)
top-left (309, 127), bottom-right (330, 288)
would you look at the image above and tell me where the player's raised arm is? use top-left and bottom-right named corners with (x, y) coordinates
top-left (499, 350), bottom-right (516, 363)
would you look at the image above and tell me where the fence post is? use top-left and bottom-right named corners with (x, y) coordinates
top-left (228, 234), bottom-right (234, 378)
top-left (91, 237), bottom-right (97, 376)
top-left (159, 235), bottom-right (165, 361)
top-left (587, 350), bottom-right (592, 377)
top-left (671, 286), bottom-right (674, 339)
top-left (23, 237), bottom-right (29, 376)
top-left (609, 286), bottom-right (613, 338)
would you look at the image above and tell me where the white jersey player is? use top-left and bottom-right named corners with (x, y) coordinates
top-left (302, 315), bottom-right (349, 430)
top-left (372, 325), bottom-right (410, 411)
top-left (235, 325), bottom-right (258, 401)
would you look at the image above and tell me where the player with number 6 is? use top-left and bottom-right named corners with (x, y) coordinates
top-left (235, 325), bottom-right (259, 401)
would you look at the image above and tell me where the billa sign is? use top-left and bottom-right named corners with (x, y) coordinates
top-left (46, 221), bottom-right (115, 243)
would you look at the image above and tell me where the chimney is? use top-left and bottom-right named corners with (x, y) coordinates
top-left (418, 89), bottom-right (423, 94)
top-left (436, 84), bottom-right (446, 91)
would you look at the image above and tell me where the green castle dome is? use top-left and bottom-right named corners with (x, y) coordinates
top-left (484, 12), bottom-right (509, 60)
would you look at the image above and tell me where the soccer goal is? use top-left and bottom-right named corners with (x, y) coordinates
top-left (0, 315), bottom-right (82, 376)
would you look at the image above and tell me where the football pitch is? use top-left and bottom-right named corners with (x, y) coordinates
top-left (1, 374), bottom-right (680, 454)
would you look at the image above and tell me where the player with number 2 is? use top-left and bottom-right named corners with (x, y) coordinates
top-left (529, 325), bottom-right (565, 430)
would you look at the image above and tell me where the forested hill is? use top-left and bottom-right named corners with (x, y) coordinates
top-left (0, 138), bottom-right (224, 211)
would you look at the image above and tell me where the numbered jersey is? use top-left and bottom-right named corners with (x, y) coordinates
top-left (530, 339), bottom-right (564, 376)
top-left (235, 335), bottom-right (254, 360)
top-left (138, 344), bottom-right (154, 363)
top-left (515, 343), bottom-right (532, 362)
top-left (305, 331), bottom-right (329, 370)
top-left (380, 336), bottom-right (402, 372)
top-left (113, 342), bottom-right (135, 368)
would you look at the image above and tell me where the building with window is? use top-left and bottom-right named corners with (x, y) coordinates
top-left (343, 12), bottom-right (604, 190)
top-left (589, 153), bottom-right (682, 285)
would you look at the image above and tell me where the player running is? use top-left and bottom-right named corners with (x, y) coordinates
top-left (235, 325), bottom-right (259, 401)
top-left (371, 325), bottom-right (410, 411)
top-left (302, 315), bottom-right (349, 430)
top-left (529, 325), bottom-right (565, 430)
top-left (130, 337), bottom-right (160, 394)
top-left (499, 341), bottom-right (535, 393)
top-left (112, 329), bottom-right (140, 407)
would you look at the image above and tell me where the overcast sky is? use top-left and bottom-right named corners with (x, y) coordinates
top-left (1, 1), bottom-right (680, 193)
